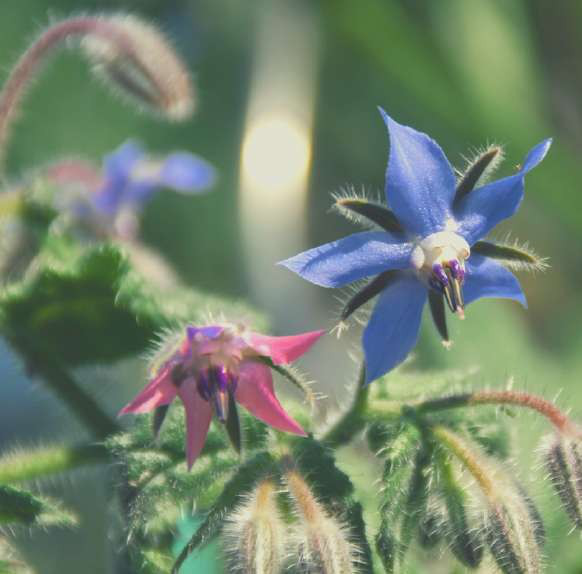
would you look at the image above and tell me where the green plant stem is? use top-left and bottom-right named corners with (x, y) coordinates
top-left (0, 443), bottom-right (108, 484)
top-left (19, 341), bottom-right (119, 438)
top-left (321, 364), bottom-right (369, 448)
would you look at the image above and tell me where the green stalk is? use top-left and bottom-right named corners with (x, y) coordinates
top-left (0, 443), bottom-right (108, 484)
top-left (321, 364), bottom-right (369, 448)
top-left (17, 340), bottom-right (119, 439)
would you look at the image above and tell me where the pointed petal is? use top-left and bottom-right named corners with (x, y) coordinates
top-left (94, 141), bottom-right (144, 214)
top-left (363, 273), bottom-right (427, 384)
top-left (279, 231), bottom-right (413, 288)
top-left (463, 254), bottom-right (527, 308)
top-left (119, 368), bottom-right (178, 415)
top-left (247, 330), bottom-right (325, 365)
top-left (158, 152), bottom-right (216, 192)
top-left (235, 362), bottom-right (306, 436)
top-left (177, 379), bottom-right (213, 469)
top-left (455, 139), bottom-right (552, 245)
top-left (379, 108), bottom-right (456, 237)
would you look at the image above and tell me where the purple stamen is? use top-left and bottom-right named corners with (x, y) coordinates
top-left (196, 372), bottom-right (211, 401)
top-left (449, 260), bottom-right (464, 282)
top-left (432, 263), bottom-right (449, 287)
top-left (212, 365), bottom-right (230, 392)
top-left (197, 365), bottom-right (236, 422)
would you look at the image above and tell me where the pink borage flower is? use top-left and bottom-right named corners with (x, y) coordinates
top-left (120, 323), bottom-right (325, 468)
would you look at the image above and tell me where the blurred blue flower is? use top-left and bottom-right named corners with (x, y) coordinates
top-left (49, 140), bottom-right (216, 240)
top-left (93, 140), bottom-right (216, 217)
top-left (280, 109), bottom-right (551, 384)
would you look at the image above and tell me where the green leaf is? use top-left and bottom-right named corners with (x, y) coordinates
top-left (0, 485), bottom-right (76, 527)
top-left (292, 436), bottom-right (353, 503)
top-left (0, 243), bottom-right (159, 366)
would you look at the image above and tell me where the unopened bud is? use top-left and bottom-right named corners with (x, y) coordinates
top-left (82, 14), bottom-right (194, 120)
top-left (417, 507), bottom-right (443, 549)
top-left (484, 501), bottom-right (543, 574)
top-left (286, 470), bottom-right (358, 574)
top-left (222, 480), bottom-right (285, 574)
top-left (543, 432), bottom-right (582, 529)
top-left (441, 480), bottom-right (483, 569)
top-left (375, 519), bottom-right (398, 573)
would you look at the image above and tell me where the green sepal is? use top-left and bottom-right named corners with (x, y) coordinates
top-left (334, 197), bottom-right (404, 233)
top-left (256, 356), bottom-right (316, 407)
top-left (472, 240), bottom-right (548, 272)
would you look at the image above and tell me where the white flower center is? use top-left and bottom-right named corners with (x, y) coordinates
top-left (411, 231), bottom-right (470, 273)
top-left (410, 231), bottom-right (470, 317)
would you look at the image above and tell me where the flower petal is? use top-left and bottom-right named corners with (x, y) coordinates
top-left (94, 141), bottom-right (145, 214)
top-left (279, 231), bottom-right (413, 288)
top-left (235, 362), bottom-right (306, 436)
top-left (379, 108), bottom-right (456, 237)
top-left (362, 273), bottom-right (427, 384)
top-left (455, 139), bottom-right (552, 245)
top-left (177, 379), bottom-right (213, 469)
top-left (463, 254), bottom-right (527, 308)
top-left (118, 367), bottom-right (178, 415)
top-left (247, 330), bottom-right (325, 365)
top-left (158, 152), bottom-right (216, 192)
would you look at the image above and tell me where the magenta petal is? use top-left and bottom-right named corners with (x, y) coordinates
top-left (247, 330), bottom-right (325, 365)
top-left (119, 369), bottom-right (178, 415)
top-left (177, 379), bottom-right (213, 469)
top-left (235, 362), bottom-right (306, 436)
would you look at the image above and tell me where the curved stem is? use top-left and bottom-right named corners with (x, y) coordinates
top-left (431, 425), bottom-right (496, 500)
top-left (321, 364), bottom-right (369, 448)
top-left (415, 390), bottom-right (577, 434)
top-left (0, 17), bottom-right (133, 168)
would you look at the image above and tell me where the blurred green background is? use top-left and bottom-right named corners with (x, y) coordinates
top-left (2, 0), bottom-right (582, 572)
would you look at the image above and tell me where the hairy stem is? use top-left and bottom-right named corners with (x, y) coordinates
top-left (321, 364), bottom-right (369, 448)
top-left (432, 425), bottom-right (496, 499)
top-left (0, 17), bottom-right (133, 168)
top-left (416, 390), bottom-right (576, 434)
top-left (0, 443), bottom-right (108, 484)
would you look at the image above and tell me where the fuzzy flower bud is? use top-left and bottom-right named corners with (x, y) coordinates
top-left (0, 15), bottom-right (195, 168)
top-left (222, 480), bottom-right (285, 574)
top-left (285, 470), bottom-right (358, 574)
top-left (484, 501), bottom-right (543, 574)
top-left (82, 14), bottom-right (194, 120)
top-left (543, 432), bottom-right (582, 529)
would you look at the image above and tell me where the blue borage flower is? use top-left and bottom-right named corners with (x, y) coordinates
top-left (94, 140), bottom-right (216, 216)
top-left (280, 109), bottom-right (551, 384)
top-left (49, 140), bottom-right (216, 239)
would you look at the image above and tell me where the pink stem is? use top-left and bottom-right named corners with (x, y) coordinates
top-left (470, 390), bottom-right (576, 434)
top-left (0, 17), bottom-right (159, 169)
